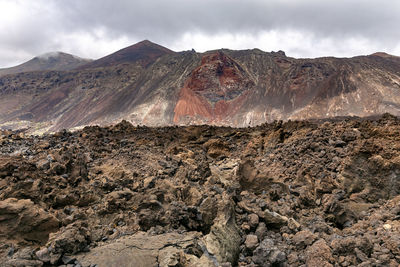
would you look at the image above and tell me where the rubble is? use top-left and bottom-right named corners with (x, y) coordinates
top-left (1, 115), bottom-right (400, 266)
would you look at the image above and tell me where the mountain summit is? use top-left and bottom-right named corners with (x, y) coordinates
top-left (0, 52), bottom-right (91, 76)
top-left (80, 40), bottom-right (175, 69)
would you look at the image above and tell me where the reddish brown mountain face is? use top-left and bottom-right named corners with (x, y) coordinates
top-left (0, 41), bottom-right (400, 133)
top-left (174, 52), bottom-right (254, 123)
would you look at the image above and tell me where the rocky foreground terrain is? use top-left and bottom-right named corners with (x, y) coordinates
top-left (1, 114), bottom-right (400, 266)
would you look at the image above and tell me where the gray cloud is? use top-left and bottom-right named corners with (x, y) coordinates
top-left (1, 0), bottom-right (400, 67)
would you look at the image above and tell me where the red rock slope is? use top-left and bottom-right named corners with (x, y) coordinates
top-left (174, 52), bottom-right (254, 124)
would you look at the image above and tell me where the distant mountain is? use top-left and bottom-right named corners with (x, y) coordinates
top-left (0, 52), bottom-right (92, 76)
top-left (0, 40), bottom-right (400, 133)
top-left (79, 40), bottom-right (174, 69)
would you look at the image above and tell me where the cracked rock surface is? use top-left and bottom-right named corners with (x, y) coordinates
top-left (1, 114), bottom-right (400, 266)
top-left (76, 232), bottom-right (202, 267)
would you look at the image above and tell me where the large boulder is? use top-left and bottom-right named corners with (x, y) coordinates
top-left (0, 198), bottom-right (59, 244)
top-left (76, 231), bottom-right (203, 267)
top-left (199, 193), bottom-right (241, 266)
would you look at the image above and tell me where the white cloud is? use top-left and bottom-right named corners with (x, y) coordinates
top-left (49, 28), bottom-right (137, 60)
top-left (170, 30), bottom-right (385, 58)
top-left (0, 0), bottom-right (400, 67)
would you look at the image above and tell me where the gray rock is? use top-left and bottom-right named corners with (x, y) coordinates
top-left (61, 255), bottom-right (76, 264)
top-left (263, 209), bottom-right (288, 226)
top-left (252, 238), bottom-right (286, 266)
top-left (76, 231), bottom-right (201, 267)
top-left (36, 159), bottom-right (50, 170)
top-left (354, 248), bottom-right (368, 262)
top-left (255, 222), bottom-right (268, 241)
top-left (292, 230), bottom-right (317, 249)
top-left (3, 259), bottom-right (44, 267)
top-left (244, 235), bottom-right (259, 251)
top-left (269, 250), bottom-right (286, 264)
top-left (248, 213), bottom-right (259, 228)
top-left (7, 247), bottom-right (15, 257)
top-left (35, 248), bottom-right (50, 262)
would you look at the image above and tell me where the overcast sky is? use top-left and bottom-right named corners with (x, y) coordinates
top-left (1, 0), bottom-right (400, 67)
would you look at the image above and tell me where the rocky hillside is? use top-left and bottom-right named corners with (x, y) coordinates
top-left (0, 41), bottom-right (400, 133)
top-left (0, 52), bottom-right (91, 77)
top-left (1, 114), bottom-right (400, 266)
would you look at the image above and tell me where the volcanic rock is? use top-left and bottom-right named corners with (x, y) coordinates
top-left (0, 198), bottom-right (59, 244)
top-left (244, 235), bottom-right (259, 251)
top-left (0, 115), bottom-right (399, 266)
top-left (76, 231), bottom-right (201, 267)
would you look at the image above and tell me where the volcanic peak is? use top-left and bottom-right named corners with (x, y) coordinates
top-left (80, 40), bottom-right (175, 69)
top-left (0, 51), bottom-right (91, 76)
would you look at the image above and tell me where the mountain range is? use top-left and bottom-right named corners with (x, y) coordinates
top-left (1, 40), bottom-right (400, 133)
